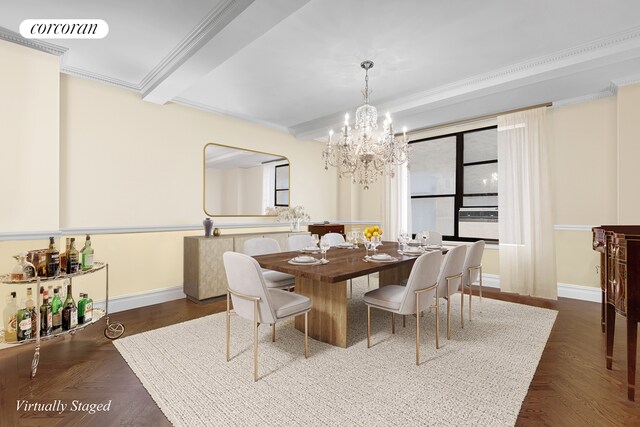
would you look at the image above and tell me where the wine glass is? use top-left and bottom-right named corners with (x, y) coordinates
top-left (319, 235), bottom-right (330, 262)
top-left (398, 229), bottom-right (408, 252)
top-left (421, 231), bottom-right (430, 248)
top-left (370, 235), bottom-right (381, 254)
top-left (363, 239), bottom-right (373, 258)
top-left (311, 234), bottom-right (319, 249)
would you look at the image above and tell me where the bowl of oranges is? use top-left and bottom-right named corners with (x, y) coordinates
top-left (363, 225), bottom-right (383, 240)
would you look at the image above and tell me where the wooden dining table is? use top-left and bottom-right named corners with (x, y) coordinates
top-left (253, 242), bottom-right (425, 348)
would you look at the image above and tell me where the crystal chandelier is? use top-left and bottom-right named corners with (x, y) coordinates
top-left (323, 60), bottom-right (410, 190)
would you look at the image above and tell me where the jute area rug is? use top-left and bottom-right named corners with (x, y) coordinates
top-left (114, 277), bottom-right (557, 426)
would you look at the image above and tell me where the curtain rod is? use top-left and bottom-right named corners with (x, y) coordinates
top-left (403, 102), bottom-right (553, 136)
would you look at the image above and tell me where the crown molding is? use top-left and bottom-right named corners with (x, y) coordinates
top-left (0, 26), bottom-right (67, 56)
top-left (172, 97), bottom-right (292, 134)
top-left (551, 90), bottom-right (616, 107)
top-left (140, 0), bottom-right (254, 95)
top-left (611, 73), bottom-right (640, 88)
top-left (60, 64), bottom-right (141, 91)
top-left (291, 25), bottom-right (640, 139)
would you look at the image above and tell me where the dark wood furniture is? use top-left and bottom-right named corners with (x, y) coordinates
top-left (253, 242), bottom-right (417, 348)
top-left (593, 225), bottom-right (640, 401)
top-left (307, 223), bottom-right (345, 238)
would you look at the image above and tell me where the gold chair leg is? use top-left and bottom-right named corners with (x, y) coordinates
top-left (416, 295), bottom-right (420, 365)
top-left (272, 323), bottom-right (276, 342)
top-left (226, 292), bottom-right (230, 362)
top-left (403, 315), bottom-right (406, 328)
top-left (392, 312), bottom-right (395, 334)
top-left (461, 288), bottom-right (464, 329)
top-left (469, 283), bottom-right (472, 322)
top-left (479, 269), bottom-right (483, 312)
top-left (367, 305), bottom-right (371, 348)
top-left (253, 300), bottom-right (259, 382)
top-left (435, 301), bottom-right (440, 350)
top-left (304, 312), bottom-right (308, 358)
top-left (447, 297), bottom-right (451, 340)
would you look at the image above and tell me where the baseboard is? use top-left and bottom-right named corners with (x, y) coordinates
top-left (481, 274), bottom-right (600, 303)
top-left (93, 285), bottom-right (185, 314)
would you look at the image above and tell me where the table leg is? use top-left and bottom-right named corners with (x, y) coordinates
top-left (606, 302), bottom-right (616, 370)
top-left (379, 263), bottom-right (413, 287)
top-left (294, 277), bottom-right (348, 348)
top-left (627, 315), bottom-right (637, 401)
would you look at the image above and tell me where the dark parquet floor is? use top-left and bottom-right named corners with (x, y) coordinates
top-left (1, 286), bottom-right (638, 426)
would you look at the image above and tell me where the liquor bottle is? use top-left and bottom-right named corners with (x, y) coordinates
top-left (45, 237), bottom-right (60, 277)
top-left (40, 290), bottom-right (53, 336)
top-left (81, 235), bottom-right (94, 270)
top-left (66, 237), bottom-right (80, 274)
top-left (10, 253), bottom-right (36, 280)
top-left (77, 293), bottom-right (86, 324)
top-left (16, 299), bottom-right (32, 341)
top-left (60, 238), bottom-right (70, 273)
top-left (61, 281), bottom-right (77, 330)
top-left (51, 288), bottom-right (63, 332)
top-left (3, 292), bottom-right (17, 342)
top-left (26, 287), bottom-right (37, 337)
top-left (83, 294), bottom-right (93, 323)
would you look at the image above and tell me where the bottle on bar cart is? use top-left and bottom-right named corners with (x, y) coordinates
top-left (66, 237), bottom-right (80, 274)
top-left (81, 235), bottom-right (94, 270)
top-left (51, 288), bottom-right (63, 332)
top-left (45, 237), bottom-right (60, 277)
top-left (40, 290), bottom-right (53, 336)
top-left (3, 292), bottom-right (17, 342)
top-left (61, 281), bottom-right (77, 330)
top-left (16, 299), bottom-right (32, 342)
top-left (26, 287), bottom-right (37, 337)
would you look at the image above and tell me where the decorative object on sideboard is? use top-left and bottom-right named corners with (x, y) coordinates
top-left (323, 60), bottom-right (410, 190)
top-left (265, 205), bottom-right (310, 232)
top-left (213, 227), bottom-right (221, 237)
top-left (203, 218), bottom-right (213, 237)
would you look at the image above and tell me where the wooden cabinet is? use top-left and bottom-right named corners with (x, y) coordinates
top-left (308, 223), bottom-right (345, 238)
top-left (184, 231), bottom-right (307, 302)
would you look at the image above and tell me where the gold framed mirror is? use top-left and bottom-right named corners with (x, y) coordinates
top-left (203, 143), bottom-right (290, 217)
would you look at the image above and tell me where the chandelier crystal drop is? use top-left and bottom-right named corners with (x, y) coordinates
top-left (323, 60), bottom-right (410, 190)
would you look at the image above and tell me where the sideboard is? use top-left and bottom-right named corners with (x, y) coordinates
top-left (183, 231), bottom-right (309, 302)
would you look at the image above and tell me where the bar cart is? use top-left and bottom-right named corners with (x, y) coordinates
top-left (0, 262), bottom-right (124, 378)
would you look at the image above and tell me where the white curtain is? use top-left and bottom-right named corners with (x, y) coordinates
top-left (497, 107), bottom-right (557, 299)
top-left (381, 162), bottom-right (411, 240)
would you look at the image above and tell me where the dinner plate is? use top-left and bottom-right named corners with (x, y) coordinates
top-left (293, 256), bottom-right (316, 263)
top-left (399, 250), bottom-right (423, 256)
top-left (288, 259), bottom-right (323, 266)
top-left (335, 243), bottom-right (355, 249)
top-left (299, 247), bottom-right (320, 253)
top-left (364, 256), bottom-right (398, 263)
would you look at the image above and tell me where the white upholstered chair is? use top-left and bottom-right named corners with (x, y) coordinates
top-left (462, 240), bottom-right (485, 320)
top-left (426, 231), bottom-right (443, 246)
top-left (363, 251), bottom-right (443, 365)
top-left (435, 245), bottom-right (467, 339)
top-left (223, 252), bottom-right (312, 381)
top-left (243, 238), bottom-right (295, 291)
top-left (286, 234), bottom-right (315, 251)
top-left (323, 232), bottom-right (345, 247)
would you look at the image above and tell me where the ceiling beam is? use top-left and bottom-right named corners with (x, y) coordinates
top-left (143, 0), bottom-right (310, 105)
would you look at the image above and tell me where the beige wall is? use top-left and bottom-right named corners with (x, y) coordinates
top-left (0, 40), bottom-right (60, 232)
top-left (0, 41), bottom-right (338, 300)
top-left (617, 84), bottom-right (640, 223)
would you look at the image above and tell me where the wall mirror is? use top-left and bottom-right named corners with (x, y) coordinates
top-left (203, 143), bottom-right (290, 216)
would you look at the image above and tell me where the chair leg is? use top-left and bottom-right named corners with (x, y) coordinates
top-left (479, 271), bottom-right (483, 312)
top-left (272, 323), bottom-right (276, 342)
top-left (349, 280), bottom-right (353, 298)
top-left (367, 305), bottom-right (371, 348)
top-left (461, 288), bottom-right (464, 329)
top-left (392, 312), bottom-right (395, 334)
top-left (304, 312), bottom-right (308, 358)
top-left (403, 315), bottom-right (406, 328)
top-left (447, 297), bottom-right (451, 340)
top-left (253, 300), bottom-right (259, 382)
top-left (469, 283), bottom-right (472, 322)
top-left (435, 299), bottom-right (440, 350)
top-left (416, 295), bottom-right (420, 365)
top-left (226, 292), bottom-right (230, 362)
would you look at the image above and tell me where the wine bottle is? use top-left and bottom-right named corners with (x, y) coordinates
top-left (60, 238), bottom-right (70, 273)
top-left (66, 237), bottom-right (80, 274)
top-left (16, 299), bottom-right (32, 341)
top-left (26, 287), bottom-right (37, 337)
top-left (51, 288), bottom-right (63, 332)
top-left (81, 235), bottom-right (94, 270)
top-left (61, 282), bottom-right (77, 330)
top-left (40, 290), bottom-right (52, 336)
top-left (45, 237), bottom-right (60, 277)
top-left (2, 292), bottom-right (17, 342)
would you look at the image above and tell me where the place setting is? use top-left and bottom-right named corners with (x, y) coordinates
top-left (362, 233), bottom-right (399, 263)
top-left (289, 235), bottom-right (331, 265)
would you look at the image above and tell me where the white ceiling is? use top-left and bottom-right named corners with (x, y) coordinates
top-left (205, 144), bottom-right (285, 169)
top-left (2, 0), bottom-right (640, 140)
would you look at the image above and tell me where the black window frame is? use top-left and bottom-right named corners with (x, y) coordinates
top-left (274, 163), bottom-right (290, 207)
top-left (409, 125), bottom-right (498, 243)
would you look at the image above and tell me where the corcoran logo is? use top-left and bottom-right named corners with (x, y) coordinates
top-left (19, 19), bottom-right (108, 39)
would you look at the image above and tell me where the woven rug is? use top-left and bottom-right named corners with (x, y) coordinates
top-left (114, 277), bottom-right (557, 427)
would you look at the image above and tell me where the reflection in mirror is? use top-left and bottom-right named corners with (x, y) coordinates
top-left (204, 143), bottom-right (289, 216)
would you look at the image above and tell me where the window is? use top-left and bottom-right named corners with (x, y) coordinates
top-left (409, 126), bottom-right (498, 242)
top-left (274, 164), bottom-right (289, 206)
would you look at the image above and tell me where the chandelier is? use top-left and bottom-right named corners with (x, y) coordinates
top-left (323, 60), bottom-right (410, 190)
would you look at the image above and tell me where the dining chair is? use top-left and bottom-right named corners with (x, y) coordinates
top-left (286, 234), bottom-right (315, 251)
top-left (244, 238), bottom-right (295, 291)
top-left (323, 232), bottom-right (346, 247)
top-left (426, 231), bottom-right (443, 246)
top-left (223, 252), bottom-right (311, 381)
top-left (435, 244), bottom-right (467, 339)
top-left (363, 251), bottom-right (443, 365)
top-left (462, 240), bottom-right (485, 321)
